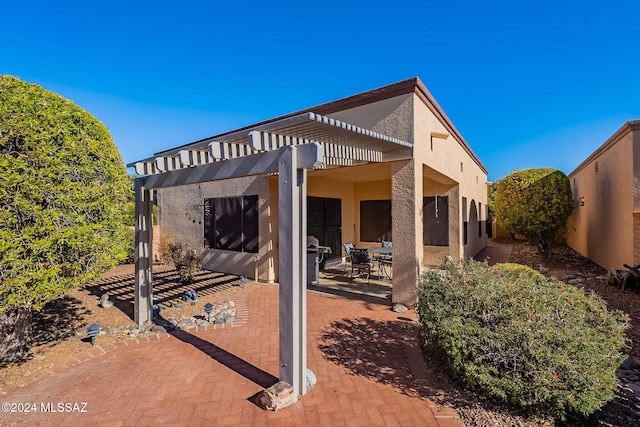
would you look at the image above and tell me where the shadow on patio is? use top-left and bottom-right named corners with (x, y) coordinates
top-left (167, 327), bottom-right (278, 390)
top-left (84, 265), bottom-right (245, 321)
top-left (318, 316), bottom-right (478, 410)
top-left (309, 264), bottom-right (393, 306)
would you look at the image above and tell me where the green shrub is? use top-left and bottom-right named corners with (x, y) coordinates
top-left (416, 258), bottom-right (629, 420)
top-left (122, 227), bottom-right (135, 264)
top-left (495, 168), bottom-right (574, 260)
top-left (0, 75), bottom-right (130, 361)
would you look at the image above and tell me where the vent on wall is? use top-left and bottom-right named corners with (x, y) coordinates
top-left (460, 162), bottom-right (464, 172)
top-left (595, 161), bottom-right (600, 173)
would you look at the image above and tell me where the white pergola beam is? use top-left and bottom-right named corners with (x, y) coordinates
top-left (155, 156), bottom-right (183, 172)
top-left (141, 142), bottom-right (323, 190)
top-left (178, 149), bottom-right (213, 167)
top-left (249, 131), bottom-right (384, 163)
top-left (134, 161), bottom-right (157, 176)
top-left (209, 141), bottom-right (259, 160)
top-left (249, 131), bottom-right (308, 152)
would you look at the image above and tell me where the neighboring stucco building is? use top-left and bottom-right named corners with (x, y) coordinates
top-left (131, 77), bottom-right (489, 305)
top-left (567, 120), bottom-right (640, 270)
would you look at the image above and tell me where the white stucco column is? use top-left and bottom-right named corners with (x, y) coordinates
top-left (134, 179), bottom-right (154, 325)
top-left (278, 145), bottom-right (307, 398)
top-left (391, 159), bottom-right (423, 305)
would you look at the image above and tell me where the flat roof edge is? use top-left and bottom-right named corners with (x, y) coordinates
top-left (569, 119), bottom-right (640, 177)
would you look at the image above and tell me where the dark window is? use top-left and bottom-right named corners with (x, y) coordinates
top-left (242, 196), bottom-right (259, 253)
top-left (360, 200), bottom-right (391, 242)
top-left (478, 202), bottom-right (482, 238)
top-left (203, 195), bottom-right (258, 253)
top-left (462, 197), bottom-right (468, 245)
top-left (423, 196), bottom-right (449, 246)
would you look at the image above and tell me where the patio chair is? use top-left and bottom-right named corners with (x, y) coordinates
top-left (348, 248), bottom-right (373, 285)
top-left (342, 242), bottom-right (355, 268)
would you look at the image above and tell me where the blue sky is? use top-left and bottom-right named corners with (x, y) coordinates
top-left (3, 0), bottom-right (639, 181)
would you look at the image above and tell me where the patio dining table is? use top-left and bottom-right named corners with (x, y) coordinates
top-left (366, 247), bottom-right (393, 279)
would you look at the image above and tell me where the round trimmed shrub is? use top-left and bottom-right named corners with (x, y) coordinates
top-left (0, 75), bottom-right (130, 361)
top-left (416, 258), bottom-right (629, 420)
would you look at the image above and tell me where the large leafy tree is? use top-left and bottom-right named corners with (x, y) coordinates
top-left (0, 75), bottom-right (130, 362)
top-left (495, 168), bottom-right (574, 260)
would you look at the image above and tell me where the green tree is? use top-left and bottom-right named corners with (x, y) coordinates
top-left (486, 180), bottom-right (499, 221)
top-left (495, 168), bottom-right (574, 260)
top-left (0, 75), bottom-right (131, 362)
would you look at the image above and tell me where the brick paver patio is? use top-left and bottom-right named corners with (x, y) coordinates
top-left (1, 280), bottom-right (467, 427)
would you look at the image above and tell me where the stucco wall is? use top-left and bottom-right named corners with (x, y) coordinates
top-left (567, 129), bottom-right (634, 270)
top-left (327, 94), bottom-right (414, 143)
top-left (157, 175), bottom-right (277, 281)
top-left (326, 91), bottom-right (488, 265)
top-left (412, 94), bottom-right (488, 262)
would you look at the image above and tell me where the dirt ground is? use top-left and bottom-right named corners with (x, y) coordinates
top-left (2, 244), bottom-right (639, 426)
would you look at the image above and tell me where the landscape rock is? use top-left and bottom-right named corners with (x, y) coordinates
top-left (100, 293), bottom-right (114, 308)
top-left (306, 369), bottom-right (317, 390)
top-left (256, 381), bottom-right (295, 411)
top-left (392, 304), bottom-right (408, 313)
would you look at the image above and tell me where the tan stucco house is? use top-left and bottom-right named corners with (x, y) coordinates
top-left (567, 120), bottom-right (640, 270)
top-left (130, 77), bottom-right (488, 308)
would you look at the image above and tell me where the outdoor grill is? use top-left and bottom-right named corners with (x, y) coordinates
top-left (307, 236), bottom-right (331, 284)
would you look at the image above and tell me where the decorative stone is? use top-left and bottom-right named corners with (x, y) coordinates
top-left (256, 381), bottom-right (295, 411)
top-left (392, 303), bottom-right (408, 313)
top-left (622, 358), bottom-right (640, 370)
top-left (224, 316), bottom-right (235, 323)
top-left (150, 325), bottom-right (166, 333)
top-left (100, 293), bottom-right (114, 308)
top-left (306, 368), bottom-right (317, 390)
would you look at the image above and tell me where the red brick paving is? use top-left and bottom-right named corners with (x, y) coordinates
top-left (0, 284), bottom-right (464, 427)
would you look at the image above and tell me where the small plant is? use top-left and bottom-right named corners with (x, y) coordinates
top-left (158, 233), bottom-right (177, 265)
top-left (122, 227), bottom-right (135, 264)
top-left (166, 240), bottom-right (201, 285)
top-left (416, 258), bottom-right (629, 420)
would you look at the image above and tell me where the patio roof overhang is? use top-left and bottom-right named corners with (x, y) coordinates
top-left (129, 112), bottom-right (413, 177)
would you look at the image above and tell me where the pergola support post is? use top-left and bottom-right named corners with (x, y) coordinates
top-left (278, 145), bottom-right (308, 399)
top-left (134, 179), bottom-right (154, 325)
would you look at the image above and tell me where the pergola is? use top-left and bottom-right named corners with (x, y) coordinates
top-left (132, 112), bottom-right (413, 398)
